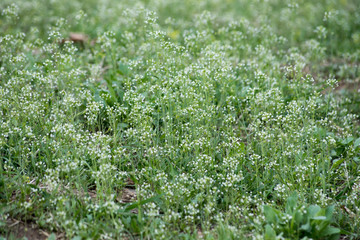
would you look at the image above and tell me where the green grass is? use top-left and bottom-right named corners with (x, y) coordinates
top-left (1, 0), bottom-right (360, 239)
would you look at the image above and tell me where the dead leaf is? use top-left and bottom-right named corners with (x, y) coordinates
top-left (69, 32), bottom-right (88, 43)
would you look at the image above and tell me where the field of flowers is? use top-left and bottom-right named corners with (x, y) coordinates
top-left (1, 0), bottom-right (360, 239)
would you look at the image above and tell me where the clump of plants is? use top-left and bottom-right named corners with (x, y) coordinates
top-left (264, 193), bottom-right (340, 240)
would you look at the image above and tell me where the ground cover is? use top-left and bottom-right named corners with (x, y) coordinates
top-left (0, 0), bottom-right (360, 239)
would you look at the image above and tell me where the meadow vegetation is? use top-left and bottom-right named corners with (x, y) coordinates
top-left (0, 0), bottom-right (360, 239)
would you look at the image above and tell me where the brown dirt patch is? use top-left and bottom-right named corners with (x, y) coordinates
top-left (3, 219), bottom-right (49, 240)
top-left (3, 218), bottom-right (66, 240)
top-left (335, 80), bottom-right (360, 92)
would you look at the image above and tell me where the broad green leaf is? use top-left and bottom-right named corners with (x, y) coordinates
top-left (265, 224), bottom-right (277, 240)
top-left (331, 158), bottom-right (345, 170)
top-left (118, 62), bottom-right (130, 76)
top-left (341, 136), bottom-right (354, 145)
top-left (264, 205), bottom-right (278, 224)
top-left (300, 222), bottom-right (311, 232)
top-left (312, 220), bottom-right (330, 236)
top-left (285, 193), bottom-right (298, 213)
top-left (311, 216), bottom-right (327, 220)
top-left (130, 216), bottom-right (141, 233)
top-left (330, 149), bottom-right (337, 157)
top-left (354, 137), bottom-right (360, 148)
top-left (294, 210), bottom-right (303, 225)
top-left (307, 205), bottom-right (321, 217)
top-left (325, 205), bottom-right (335, 220)
top-left (125, 193), bottom-right (163, 211)
top-left (118, 122), bottom-right (128, 129)
top-left (47, 233), bottom-right (56, 240)
top-left (322, 226), bottom-right (340, 236)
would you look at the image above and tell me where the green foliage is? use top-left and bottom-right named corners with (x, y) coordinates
top-left (0, 0), bottom-right (359, 239)
top-left (264, 193), bottom-right (340, 240)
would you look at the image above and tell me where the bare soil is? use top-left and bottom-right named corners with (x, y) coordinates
top-left (3, 219), bottom-right (49, 240)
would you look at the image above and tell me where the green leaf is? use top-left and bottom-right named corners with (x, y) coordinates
top-left (311, 216), bottom-right (327, 220)
top-left (285, 193), bottom-right (298, 214)
top-left (322, 226), bottom-right (340, 236)
top-left (325, 205), bottom-right (335, 220)
top-left (300, 222), bottom-right (311, 232)
top-left (265, 224), bottom-right (277, 240)
top-left (341, 136), bottom-right (354, 145)
top-left (264, 205), bottom-right (278, 224)
top-left (118, 62), bottom-right (130, 76)
top-left (331, 158), bottom-right (345, 170)
top-left (130, 216), bottom-right (141, 233)
top-left (330, 149), bottom-right (337, 157)
top-left (105, 82), bottom-right (117, 104)
top-left (125, 193), bottom-right (163, 211)
top-left (294, 210), bottom-right (303, 225)
top-left (118, 122), bottom-right (128, 129)
top-left (340, 229), bottom-right (353, 235)
top-left (122, 216), bottom-right (131, 228)
top-left (28, 183), bottom-right (38, 189)
top-left (307, 205), bottom-right (321, 218)
top-left (47, 233), bottom-right (56, 240)
top-left (354, 137), bottom-right (360, 148)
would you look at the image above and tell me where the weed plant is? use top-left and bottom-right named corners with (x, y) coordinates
top-left (0, 0), bottom-right (359, 239)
